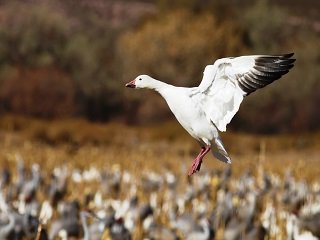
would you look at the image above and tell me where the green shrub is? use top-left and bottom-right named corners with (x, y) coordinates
top-left (241, 0), bottom-right (290, 52)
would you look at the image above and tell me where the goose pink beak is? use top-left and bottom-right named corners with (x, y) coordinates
top-left (125, 80), bottom-right (136, 88)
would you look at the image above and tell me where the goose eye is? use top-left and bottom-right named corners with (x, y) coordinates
top-left (139, 78), bottom-right (142, 81)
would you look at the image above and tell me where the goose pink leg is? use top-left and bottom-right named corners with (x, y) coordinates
top-left (188, 145), bottom-right (211, 176)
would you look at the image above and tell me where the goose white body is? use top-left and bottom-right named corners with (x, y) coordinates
top-left (126, 53), bottom-right (295, 175)
top-left (159, 85), bottom-right (219, 145)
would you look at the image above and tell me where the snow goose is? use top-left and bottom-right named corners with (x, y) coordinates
top-left (126, 53), bottom-right (295, 175)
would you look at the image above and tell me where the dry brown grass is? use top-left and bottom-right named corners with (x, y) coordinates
top-left (0, 114), bottom-right (319, 183)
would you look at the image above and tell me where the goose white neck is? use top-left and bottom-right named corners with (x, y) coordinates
top-left (147, 78), bottom-right (171, 92)
top-left (133, 75), bottom-right (175, 97)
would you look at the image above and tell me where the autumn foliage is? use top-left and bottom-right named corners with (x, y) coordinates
top-left (0, 0), bottom-right (319, 132)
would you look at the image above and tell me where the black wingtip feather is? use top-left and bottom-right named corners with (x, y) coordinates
top-left (281, 53), bottom-right (294, 58)
top-left (239, 53), bottom-right (295, 94)
top-left (239, 80), bottom-right (255, 93)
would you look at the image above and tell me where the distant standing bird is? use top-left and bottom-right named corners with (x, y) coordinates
top-left (0, 193), bottom-right (15, 239)
top-left (126, 53), bottom-right (295, 175)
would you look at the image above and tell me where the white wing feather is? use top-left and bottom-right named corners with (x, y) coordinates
top-left (192, 54), bottom-right (295, 132)
top-left (194, 57), bottom-right (251, 132)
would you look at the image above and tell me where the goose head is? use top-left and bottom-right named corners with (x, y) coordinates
top-left (125, 75), bottom-right (156, 89)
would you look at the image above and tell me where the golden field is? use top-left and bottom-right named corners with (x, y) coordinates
top-left (0, 115), bottom-right (319, 239)
top-left (0, 115), bottom-right (319, 182)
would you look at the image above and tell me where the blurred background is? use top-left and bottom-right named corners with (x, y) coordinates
top-left (0, 0), bottom-right (319, 239)
top-left (0, 0), bottom-right (319, 131)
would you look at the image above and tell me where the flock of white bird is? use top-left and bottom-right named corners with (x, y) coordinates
top-left (0, 155), bottom-right (319, 240)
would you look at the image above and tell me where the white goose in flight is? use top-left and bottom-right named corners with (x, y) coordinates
top-left (126, 53), bottom-right (295, 176)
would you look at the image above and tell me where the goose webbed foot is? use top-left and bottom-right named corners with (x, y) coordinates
top-left (188, 146), bottom-right (211, 176)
